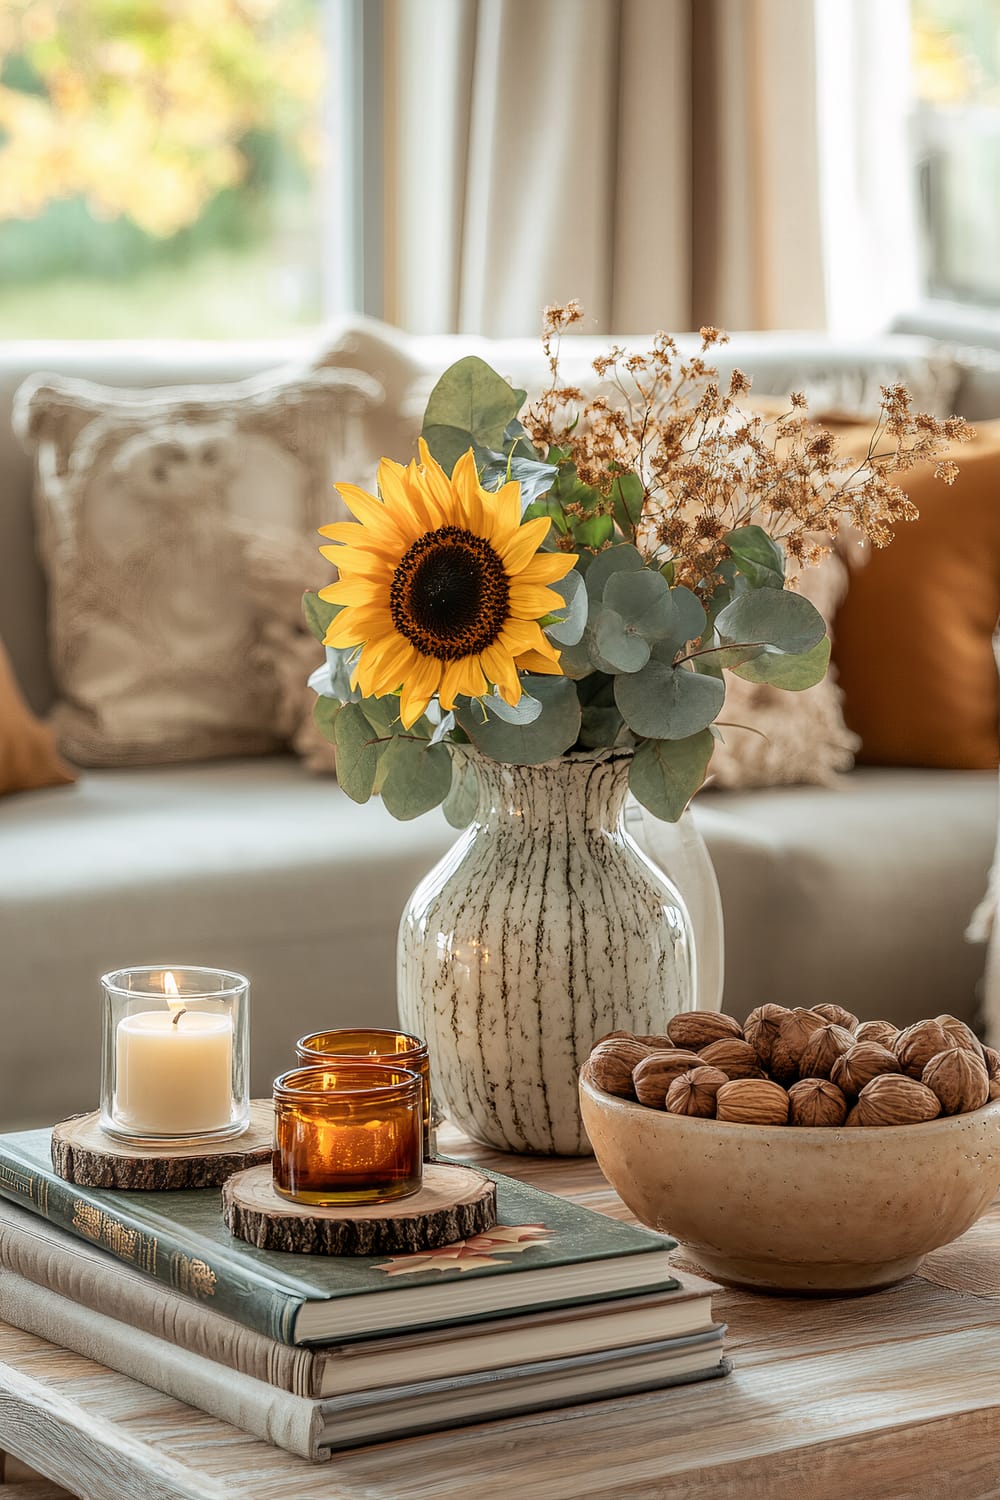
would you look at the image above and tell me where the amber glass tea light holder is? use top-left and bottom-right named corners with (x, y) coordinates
top-left (273, 1063), bottom-right (423, 1207)
top-left (295, 1028), bottom-right (435, 1156)
top-left (100, 965), bottom-right (250, 1146)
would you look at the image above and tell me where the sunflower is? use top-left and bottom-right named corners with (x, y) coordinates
top-left (318, 440), bottom-right (577, 729)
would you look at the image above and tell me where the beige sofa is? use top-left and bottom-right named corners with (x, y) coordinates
top-left (1, 323), bottom-right (996, 1130)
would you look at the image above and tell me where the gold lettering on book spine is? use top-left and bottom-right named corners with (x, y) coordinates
top-left (71, 1201), bottom-right (157, 1274)
top-left (0, 1163), bottom-right (37, 1200)
top-left (171, 1254), bottom-right (217, 1299)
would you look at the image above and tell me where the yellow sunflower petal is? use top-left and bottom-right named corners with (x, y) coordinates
top-left (515, 648), bottom-right (563, 675)
top-left (417, 437), bottom-right (461, 523)
top-left (324, 606), bottom-right (393, 649)
top-left (507, 583), bottom-right (568, 617)
top-left (334, 484), bottom-right (409, 547)
top-left (439, 657), bottom-right (489, 710)
top-left (378, 457), bottom-right (438, 536)
top-left (510, 551), bottom-right (579, 585)
top-left (321, 577), bottom-right (387, 608)
top-left (399, 654), bottom-right (442, 729)
top-left (356, 634), bottom-right (417, 698)
top-left (484, 479), bottom-right (522, 543)
top-left (451, 449), bottom-right (488, 535)
top-left (480, 643), bottom-right (522, 705)
top-left (497, 618), bottom-right (544, 654)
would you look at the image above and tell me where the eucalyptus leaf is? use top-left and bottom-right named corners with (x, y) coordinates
top-left (715, 588), bottom-right (826, 656)
top-left (455, 675), bottom-right (581, 765)
top-left (333, 702), bottom-right (382, 803)
top-left (378, 736), bottom-right (453, 820)
top-left (479, 453), bottom-right (558, 510)
top-left (420, 423), bottom-right (478, 476)
top-left (585, 543), bottom-right (645, 600)
top-left (482, 689), bottom-right (543, 725)
top-left (731, 634), bottom-right (832, 689)
top-left (422, 357), bottom-right (523, 463)
top-left (522, 493), bottom-right (570, 534)
top-left (572, 513), bottom-right (615, 550)
top-left (628, 731), bottom-right (715, 822)
top-left (545, 569), bottom-right (587, 646)
top-left (359, 696), bottom-right (400, 737)
top-left (324, 644), bottom-right (362, 701)
top-left (443, 757), bottom-right (479, 829)
top-left (429, 710), bottom-right (457, 746)
top-left (579, 704), bottom-right (626, 749)
top-left (302, 591), bottom-right (340, 645)
top-left (313, 696), bottom-right (340, 744)
top-left (554, 635), bottom-right (596, 679)
top-left (615, 660), bottom-right (725, 740)
top-left (725, 525), bottom-right (786, 589)
top-left (593, 607), bottom-right (651, 673)
top-left (610, 472), bottom-right (644, 536)
top-left (603, 569), bottom-right (673, 643)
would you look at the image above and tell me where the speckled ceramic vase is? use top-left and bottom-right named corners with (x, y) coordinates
top-left (397, 750), bottom-right (699, 1155)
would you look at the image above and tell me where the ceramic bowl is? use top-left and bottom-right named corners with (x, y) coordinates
top-left (580, 1066), bottom-right (1000, 1292)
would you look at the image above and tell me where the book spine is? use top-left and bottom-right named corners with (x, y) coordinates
top-left (0, 1272), bottom-right (327, 1463)
top-left (0, 1203), bottom-right (318, 1397)
top-left (0, 1146), bottom-right (301, 1345)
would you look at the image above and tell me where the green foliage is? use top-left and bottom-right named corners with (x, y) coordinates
top-left (610, 472), bottom-right (644, 536)
top-left (443, 758), bottom-right (480, 829)
top-left (332, 703), bottom-right (382, 804)
top-left (421, 358), bottom-right (525, 475)
top-left (455, 676), bottom-right (582, 765)
top-left (714, 588), bottom-right (826, 657)
top-left (378, 737), bottom-right (453, 821)
top-left (302, 591), bottom-right (338, 644)
top-left (545, 569), bottom-right (588, 646)
top-left (628, 732), bottom-right (716, 822)
top-left (614, 662), bottom-right (725, 740)
top-left (731, 635), bottom-right (832, 689)
top-left (724, 525), bottom-right (786, 590)
top-left (313, 696), bottom-right (340, 744)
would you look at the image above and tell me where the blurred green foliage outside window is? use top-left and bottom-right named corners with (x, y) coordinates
top-left (0, 0), bottom-right (327, 337)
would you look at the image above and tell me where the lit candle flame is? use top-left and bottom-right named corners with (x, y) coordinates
top-left (164, 970), bottom-right (187, 1027)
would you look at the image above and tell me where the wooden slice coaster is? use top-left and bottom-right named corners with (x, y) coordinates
top-left (222, 1161), bottom-right (497, 1255)
top-left (51, 1099), bottom-right (274, 1190)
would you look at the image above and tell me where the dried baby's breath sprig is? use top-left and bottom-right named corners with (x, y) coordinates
top-left (523, 313), bottom-right (972, 591)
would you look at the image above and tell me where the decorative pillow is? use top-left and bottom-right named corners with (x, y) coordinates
top-left (707, 546), bottom-right (860, 789)
top-left (0, 636), bottom-right (75, 796)
top-left (243, 529), bottom-right (338, 776)
top-left (13, 362), bottom-right (381, 767)
top-left (833, 420), bottom-right (1000, 770)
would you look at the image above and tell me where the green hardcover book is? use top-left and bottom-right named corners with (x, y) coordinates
top-left (0, 1129), bottom-right (677, 1346)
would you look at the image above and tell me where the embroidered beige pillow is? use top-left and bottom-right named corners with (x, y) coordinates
top-left (14, 363), bottom-right (380, 766)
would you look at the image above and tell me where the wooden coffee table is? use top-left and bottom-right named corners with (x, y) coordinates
top-left (2, 1128), bottom-right (1000, 1499)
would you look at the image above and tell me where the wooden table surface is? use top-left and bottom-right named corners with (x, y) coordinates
top-left (2, 1128), bottom-right (1000, 1500)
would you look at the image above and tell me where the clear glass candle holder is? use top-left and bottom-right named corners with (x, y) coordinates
top-left (295, 1028), bottom-right (435, 1157)
top-left (100, 966), bottom-right (250, 1145)
top-left (273, 1063), bottom-right (423, 1207)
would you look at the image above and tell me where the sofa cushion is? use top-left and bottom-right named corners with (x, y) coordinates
top-left (0, 634), bottom-right (75, 797)
top-left (1, 757), bottom-right (993, 1129)
top-left (833, 419), bottom-right (1000, 771)
top-left (13, 359), bottom-right (380, 766)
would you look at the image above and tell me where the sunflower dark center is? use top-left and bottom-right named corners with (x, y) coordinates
top-left (389, 525), bottom-right (510, 661)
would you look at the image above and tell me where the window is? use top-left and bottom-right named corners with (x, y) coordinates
top-left (0, 0), bottom-right (346, 338)
top-left (912, 0), bottom-right (1000, 307)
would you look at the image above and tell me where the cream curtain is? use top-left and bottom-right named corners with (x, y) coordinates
top-left (380, 0), bottom-right (827, 335)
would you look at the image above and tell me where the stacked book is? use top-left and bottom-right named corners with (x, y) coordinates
top-left (0, 1126), bottom-right (728, 1461)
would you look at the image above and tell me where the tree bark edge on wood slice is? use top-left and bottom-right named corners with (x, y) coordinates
top-left (222, 1161), bottom-right (497, 1255)
top-left (50, 1100), bottom-right (274, 1190)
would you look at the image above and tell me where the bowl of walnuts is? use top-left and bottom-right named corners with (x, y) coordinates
top-left (579, 1004), bottom-right (1000, 1293)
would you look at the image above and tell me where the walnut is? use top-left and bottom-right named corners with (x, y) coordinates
top-left (743, 1004), bottom-right (789, 1070)
top-left (715, 1078), bottom-right (790, 1126)
top-left (811, 1003), bottom-right (859, 1032)
top-left (921, 1048), bottom-right (989, 1115)
top-left (844, 1105), bottom-right (863, 1126)
top-left (634, 1034), bottom-right (675, 1050)
top-left (631, 1050), bottom-right (703, 1108)
top-left (666, 1011), bottom-right (743, 1050)
top-left (984, 1046), bottom-right (1000, 1082)
top-left (787, 1078), bottom-right (848, 1127)
top-left (831, 1041), bottom-right (901, 1097)
top-left (665, 1066), bottom-right (728, 1118)
top-left (698, 1038), bottom-right (765, 1079)
top-left (855, 1074), bottom-right (942, 1126)
top-left (990, 1078), bottom-right (1000, 1102)
top-left (854, 1019), bottom-right (899, 1048)
top-left (769, 1008), bottom-right (826, 1086)
top-left (797, 1023), bottom-right (855, 1081)
top-left (595, 1029), bottom-right (635, 1046)
top-left (588, 1038), bottom-right (651, 1098)
top-left (935, 1015), bottom-right (986, 1063)
top-left (893, 1020), bottom-right (952, 1079)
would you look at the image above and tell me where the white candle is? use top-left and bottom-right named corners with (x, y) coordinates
top-left (115, 1009), bottom-right (233, 1135)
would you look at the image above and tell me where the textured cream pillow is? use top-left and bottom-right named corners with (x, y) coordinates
top-left (14, 363), bottom-right (380, 766)
top-left (708, 547), bottom-right (860, 790)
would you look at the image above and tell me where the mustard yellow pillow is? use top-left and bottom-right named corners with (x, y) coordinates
top-left (832, 421), bottom-right (1000, 770)
top-left (0, 640), bottom-right (76, 796)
